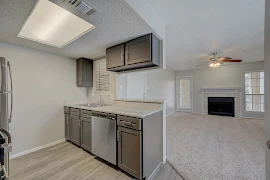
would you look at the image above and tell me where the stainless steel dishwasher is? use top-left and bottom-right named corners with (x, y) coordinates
top-left (91, 112), bottom-right (117, 165)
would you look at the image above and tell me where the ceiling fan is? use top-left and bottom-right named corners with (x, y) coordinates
top-left (196, 52), bottom-right (242, 68)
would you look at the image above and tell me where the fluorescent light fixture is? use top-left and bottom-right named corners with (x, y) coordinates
top-left (18, 0), bottom-right (95, 48)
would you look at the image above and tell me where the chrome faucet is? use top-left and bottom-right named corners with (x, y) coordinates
top-left (94, 91), bottom-right (103, 105)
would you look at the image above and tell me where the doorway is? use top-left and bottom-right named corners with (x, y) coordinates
top-left (176, 76), bottom-right (192, 112)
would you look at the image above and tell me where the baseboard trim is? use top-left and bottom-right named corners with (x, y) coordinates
top-left (178, 111), bottom-right (264, 120)
top-left (147, 162), bottom-right (164, 180)
top-left (10, 139), bottom-right (66, 159)
top-left (240, 116), bottom-right (264, 120)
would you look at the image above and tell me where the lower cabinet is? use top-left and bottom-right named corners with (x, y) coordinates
top-left (70, 115), bottom-right (81, 146)
top-left (81, 117), bottom-right (92, 152)
top-left (118, 126), bottom-right (142, 179)
top-left (65, 114), bottom-right (70, 141)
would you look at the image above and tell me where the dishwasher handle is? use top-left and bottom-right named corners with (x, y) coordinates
top-left (92, 112), bottom-right (116, 120)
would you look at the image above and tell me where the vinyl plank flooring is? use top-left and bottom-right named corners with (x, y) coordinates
top-left (10, 141), bottom-right (179, 180)
top-left (9, 142), bottom-right (131, 180)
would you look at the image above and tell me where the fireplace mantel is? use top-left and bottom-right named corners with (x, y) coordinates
top-left (201, 87), bottom-right (241, 92)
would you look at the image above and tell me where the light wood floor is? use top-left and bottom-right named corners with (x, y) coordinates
top-left (9, 141), bottom-right (182, 180)
top-left (9, 141), bottom-right (131, 180)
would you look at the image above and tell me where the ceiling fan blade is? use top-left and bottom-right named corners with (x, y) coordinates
top-left (221, 59), bottom-right (242, 62)
top-left (196, 61), bottom-right (210, 67)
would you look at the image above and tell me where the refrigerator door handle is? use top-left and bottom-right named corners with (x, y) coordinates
top-left (7, 62), bottom-right (13, 123)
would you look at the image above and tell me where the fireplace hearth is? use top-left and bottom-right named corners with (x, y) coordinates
top-left (208, 97), bottom-right (235, 117)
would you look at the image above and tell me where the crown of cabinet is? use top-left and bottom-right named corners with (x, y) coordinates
top-left (106, 34), bottom-right (161, 72)
top-left (76, 58), bottom-right (93, 87)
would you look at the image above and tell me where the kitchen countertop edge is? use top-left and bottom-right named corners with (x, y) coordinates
top-left (65, 105), bottom-right (162, 118)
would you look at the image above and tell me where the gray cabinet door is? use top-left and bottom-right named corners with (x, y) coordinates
top-left (106, 44), bottom-right (125, 69)
top-left (65, 114), bottom-right (70, 141)
top-left (76, 58), bottom-right (93, 87)
top-left (81, 117), bottom-right (91, 152)
top-left (118, 126), bottom-right (142, 179)
top-left (77, 59), bottom-right (83, 86)
top-left (70, 115), bottom-right (81, 146)
top-left (125, 34), bottom-right (151, 65)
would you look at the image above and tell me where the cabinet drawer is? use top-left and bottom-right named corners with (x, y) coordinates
top-left (81, 110), bottom-right (92, 119)
top-left (70, 108), bottom-right (80, 116)
top-left (64, 107), bottom-right (69, 114)
top-left (70, 114), bottom-right (80, 119)
top-left (81, 117), bottom-right (91, 122)
top-left (117, 115), bottom-right (142, 130)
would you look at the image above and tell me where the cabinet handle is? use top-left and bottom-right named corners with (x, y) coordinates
top-left (125, 53), bottom-right (129, 61)
top-left (117, 130), bottom-right (121, 141)
top-left (78, 77), bottom-right (82, 84)
top-left (121, 53), bottom-right (124, 62)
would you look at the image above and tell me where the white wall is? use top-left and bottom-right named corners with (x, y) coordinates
top-left (87, 58), bottom-right (116, 105)
top-left (0, 42), bottom-right (87, 156)
top-left (264, 0), bottom-right (270, 177)
top-left (116, 68), bottom-right (176, 115)
top-left (176, 62), bottom-right (264, 119)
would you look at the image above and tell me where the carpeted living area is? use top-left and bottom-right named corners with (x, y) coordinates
top-left (167, 112), bottom-right (265, 180)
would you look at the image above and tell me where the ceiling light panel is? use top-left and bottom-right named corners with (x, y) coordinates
top-left (18, 0), bottom-right (95, 48)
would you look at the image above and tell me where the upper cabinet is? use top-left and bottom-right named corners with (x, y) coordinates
top-left (125, 35), bottom-right (151, 65)
top-left (76, 58), bottom-right (93, 87)
top-left (106, 34), bottom-right (161, 72)
top-left (106, 44), bottom-right (125, 69)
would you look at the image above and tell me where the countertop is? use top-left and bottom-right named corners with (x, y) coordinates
top-left (65, 104), bottom-right (162, 118)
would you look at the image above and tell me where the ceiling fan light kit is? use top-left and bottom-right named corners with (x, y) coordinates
top-left (209, 62), bottom-right (221, 68)
top-left (197, 52), bottom-right (243, 68)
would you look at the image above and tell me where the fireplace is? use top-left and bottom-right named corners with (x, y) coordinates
top-left (208, 97), bottom-right (235, 117)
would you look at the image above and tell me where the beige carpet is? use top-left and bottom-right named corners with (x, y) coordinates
top-left (167, 112), bottom-right (265, 180)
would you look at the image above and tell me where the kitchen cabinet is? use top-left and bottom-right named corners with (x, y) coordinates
top-left (65, 114), bottom-right (70, 141)
top-left (117, 116), bottom-right (142, 179)
top-left (125, 35), bottom-right (151, 65)
top-left (80, 110), bottom-right (92, 152)
top-left (106, 44), bottom-right (125, 69)
top-left (64, 107), bottom-right (70, 141)
top-left (70, 115), bottom-right (81, 146)
top-left (106, 34), bottom-right (161, 72)
top-left (76, 58), bottom-right (93, 87)
top-left (81, 118), bottom-right (91, 152)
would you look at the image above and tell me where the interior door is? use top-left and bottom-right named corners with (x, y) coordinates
top-left (118, 126), bottom-right (142, 179)
top-left (125, 35), bottom-right (151, 65)
top-left (177, 77), bottom-right (192, 112)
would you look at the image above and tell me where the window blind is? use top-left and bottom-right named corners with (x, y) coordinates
top-left (95, 61), bottom-right (110, 92)
top-left (245, 71), bottom-right (264, 112)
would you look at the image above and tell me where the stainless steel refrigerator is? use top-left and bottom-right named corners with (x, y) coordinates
top-left (0, 57), bottom-right (13, 178)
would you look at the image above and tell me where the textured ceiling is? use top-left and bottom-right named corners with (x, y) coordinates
top-left (0, 0), bottom-right (153, 60)
top-left (149, 0), bottom-right (265, 70)
top-left (0, 0), bottom-right (265, 71)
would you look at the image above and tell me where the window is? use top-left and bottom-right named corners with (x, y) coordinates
top-left (245, 71), bottom-right (264, 112)
top-left (95, 60), bottom-right (110, 92)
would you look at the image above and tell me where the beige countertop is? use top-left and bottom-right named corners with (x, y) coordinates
top-left (65, 104), bottom-right (162, 118)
